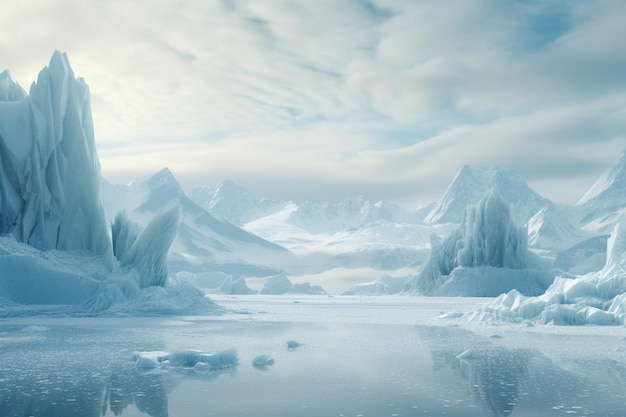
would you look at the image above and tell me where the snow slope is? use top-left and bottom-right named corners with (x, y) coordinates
top-left (243, 201), bottom-right (441, 290)
top-left (577, 150), bottom-right (626, 233)
top-left (188, 180), bottom-right (286, 225)
top-left (526, 205), bottom-right (588, 250)
top-left (287, 195), bottom-right (425, 234)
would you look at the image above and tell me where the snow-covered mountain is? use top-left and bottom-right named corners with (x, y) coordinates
top-left (101, 169), bottom-right (293, 278)
top-left (286, 196), bottom-right (425, 233)
top-left (527, 205), bottom-right (588, 250)
top-left (425, 165), bottom-right (550, 225)
top-left (577, 150), bottom-right (626, 233)
top-left (190, 180), bottom-right (427, 234)
top-left (188, 180), bottom-right (286, 225)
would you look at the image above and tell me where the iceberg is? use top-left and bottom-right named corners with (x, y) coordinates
top-left (252, 354), bottom-right (275, 367)
top-left (219, 275), bottom-right (255, 295)
top-left (407, 189), bottom-right (552, 296)
top-left (0, 52), bottom-right (211, 315)
top-left (259, 273), bottom-right (326, 295)
top-left (114, 205), bottom-right (182, 288)
top-left (342, 274), bottom-right (408, 295)
top-left (0, 51), bottom-right (111, 257)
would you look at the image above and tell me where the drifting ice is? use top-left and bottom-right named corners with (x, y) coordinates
top-left (134, 349), bottom-right (239, 371)
top-left (466, 222), bottom-right (626, 325)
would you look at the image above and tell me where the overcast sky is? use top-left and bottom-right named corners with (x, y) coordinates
top-left (2, 0), bottom-right (626, 207)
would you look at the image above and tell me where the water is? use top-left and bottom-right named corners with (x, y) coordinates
top-left (1, 298), bottom-right (625, 416)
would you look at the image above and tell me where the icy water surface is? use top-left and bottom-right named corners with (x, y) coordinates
top-left (1, 297), bottom-right (626, 416)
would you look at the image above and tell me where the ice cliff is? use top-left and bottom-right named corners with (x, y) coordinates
top-left (408, 190), bottom-right (553, 296)
top-left (0, 51), bottom-right (110, 256)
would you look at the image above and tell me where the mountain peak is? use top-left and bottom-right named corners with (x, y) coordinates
top-left (188, 180), bottom-right (285, 225)
top-left (425, 165), bottom-right (549, 225)
top-left (577, 150), bottom-right (626, 206)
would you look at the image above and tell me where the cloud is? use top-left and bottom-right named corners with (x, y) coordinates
top-left (2, 0), bottom-right (626, 207)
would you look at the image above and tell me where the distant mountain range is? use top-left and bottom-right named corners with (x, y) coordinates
top-left (100, 149), bottom-right (626, 292)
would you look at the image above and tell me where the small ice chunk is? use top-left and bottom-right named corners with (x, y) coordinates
top-left (252, 355), bottom-right (275, 367)
top-left (488, 334), bottom-right (502, 339)
top-left (287, 340), bottom-right (301, 350)
top-left (18, 325), bottom-right (50, 332)
top-left (134, 349), bottom-right (238, 370)
top-left (163, 348), bottom-right (238, 369)
top-left (193, 362), bottom-right (212, 373)
top-left (456, 348), bottom-right (478, 360)
top-left (438, 312), bottom-right (464, 319)
top-left (133, 351), bottom-right (169, 370)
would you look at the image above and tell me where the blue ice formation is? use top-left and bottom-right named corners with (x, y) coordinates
top-left (0, 52), bottom-right (184, 312)
top-left (0, 51), bottom-right (110, 256)
top-left (407, 189), bottom-right (549, 296)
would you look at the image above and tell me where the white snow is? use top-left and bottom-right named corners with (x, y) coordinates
top-left (527, 205), bottom-right (588, 250)
top-left (342, 274), bottom-right (408, 295)
top-left (577, 150), bottom-right (626, 234)
top-left (189, 179), bottom-right (286, 225)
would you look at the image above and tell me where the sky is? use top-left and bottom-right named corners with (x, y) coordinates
top-left (2, 0), bottom-right (626, 208)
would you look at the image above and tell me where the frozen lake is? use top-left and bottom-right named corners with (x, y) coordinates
top-left (1, 295), bottom-right (626, 416)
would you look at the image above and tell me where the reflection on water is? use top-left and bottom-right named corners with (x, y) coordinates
top-left (419, 326), bottom-right (530, 417)
top-left (1, 320), bottom-right (625, 416)
top-left (417, 325), bottom-right (626, 416)
top-left (461, 348), bottom-right (529, 417)
top-left (108, 364), bottom-right (168, 417)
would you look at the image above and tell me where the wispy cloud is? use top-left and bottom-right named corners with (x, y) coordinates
top-left (2, 0), bottom-right (625, 206)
